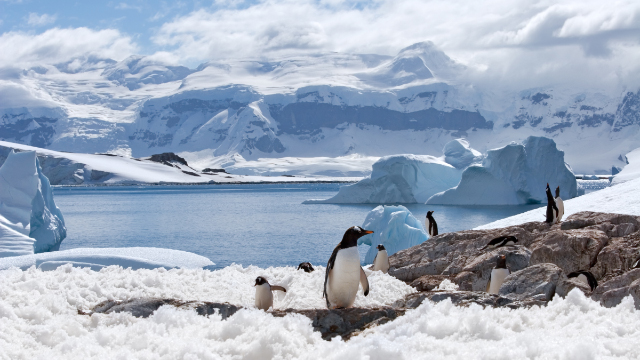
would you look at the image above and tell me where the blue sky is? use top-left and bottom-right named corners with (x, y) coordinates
top-left (0, 0), bottom-right (639, 88)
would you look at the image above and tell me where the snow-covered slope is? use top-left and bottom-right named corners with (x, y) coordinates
top-left (612, 147), bottom-right (640, 185)
top-left (1, 42), bottom-right (639, 175)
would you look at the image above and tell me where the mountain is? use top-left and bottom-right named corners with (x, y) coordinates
top-left (0, 42), bottom-right (638, 175)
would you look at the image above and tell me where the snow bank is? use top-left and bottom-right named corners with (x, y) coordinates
top-left (0, 247), bottom-right (214, 271)
top-left (428, 136), bottom-right (577, 205)
top-left (443, 138), bottom-right (483, 169)
top-left (0, 150), bottom-right (66, 256)
top-left (358, 205), bottom-right (428, 263)
top-left (305, 154), bottom-right (461, 204)
top-left (477, 176), bottom-right (640, 230)
top-left (612, 147), bottom-right (640, 185)
top-left (1, 266), bottom-right (639, 358)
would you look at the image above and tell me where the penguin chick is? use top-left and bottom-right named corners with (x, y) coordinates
top-left (480, 235), bottom-right (518, 251)
top-left (555, 186), bottom-right (564, 223)
top-left (372, 244), bottom-right (390, 273)
top-left (567, 270), bottom-right (598, 291)
top-left (324, 226), bottom-right (373, 309)
top-left (426, 211), bottom-right (438, 237)
top-left (486, 255), bottom-right (510, 294)
top-left (254, 276), bottom-right (286, 311)
top-left (545, 183), bottom-right (559, 224)
top-left (297, 262), bottom-right (314, 272)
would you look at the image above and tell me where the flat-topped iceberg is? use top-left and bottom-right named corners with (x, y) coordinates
top-left (305, 154), bottom-right (461, 204)
top-left (0, 150), bottom-right (66, 257)
top-left (428, 136), bottom-right (577, 205)
top-left (358, 205), bottom-right (428, 264)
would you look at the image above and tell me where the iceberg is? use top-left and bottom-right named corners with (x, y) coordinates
top-left (0, 150), bottom-right (66, 257)
top-left (443, 138), bottom-right (483, 169)
top-left (427, 136), bottom-right (577, 205)
top-left (358, 205), bottom-right (428, 264)
top-left (305, 154), bottom-right (461, 204)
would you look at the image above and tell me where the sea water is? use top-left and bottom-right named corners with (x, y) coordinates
top-left (53, 183), bottom-right (540, 269)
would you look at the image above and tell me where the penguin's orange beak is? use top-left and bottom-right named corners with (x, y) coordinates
top-left (362, 230), bottom-right (374, 234)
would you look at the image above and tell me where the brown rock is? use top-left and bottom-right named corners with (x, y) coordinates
top-left (499, 263), bottom-right (565, 301)
top-left (529, 229), bottom-right (608, 274)
top-left (591, 269), bottom-right (640, 308)
top-left (591, 232), bottom-right (640, 280)
top-left (453, 246), bottom-right (531, 291)
top-left (409, 275), bottom-right (451, 291)
top-left (555, 277), bottom-right (592, 298)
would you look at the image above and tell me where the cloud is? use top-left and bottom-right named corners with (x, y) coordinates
top-left (0, 28), bottom-right (137, 68)
top-left (26, 13), bottom-right (57, 27)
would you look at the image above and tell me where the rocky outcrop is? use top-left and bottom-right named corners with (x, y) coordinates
top-left (390, 211), bottom-right (640, 308)
top-left (148, 152), bottom-right (189, 167)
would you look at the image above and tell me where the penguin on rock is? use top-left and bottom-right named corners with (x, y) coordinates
top-left (254, 276), bottom-right (286, 311)
top-left (426, 211), bottom-right (438, 237)
top-left (480, 235), bottom-right (518, 251)
top-left (372, 244), bottom-right (390, 273)
top-left (555, 186), bottom-right (564, 223)
top-left (324, 226), bottom-right (372, 309)
top-left (486, 255), bottom-right (510, 294)
top-left (545, 183), bottom-right (559, 224)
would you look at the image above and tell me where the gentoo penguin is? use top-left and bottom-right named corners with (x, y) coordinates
top-left (372, 244), bottom-right (390, 273)
top-left (426, 211), bottom-right (438, 237)
top-left (555, 186), bottom-right (564, 223)
top-left (254, 276), bottom-right (286, 311)
top-left (632, 256), bottom-right (640, 269)
top-left (297, 262), bottom-right (315, 272)
top-left (567, 270), bottom-right (598, 291)
top-left (324, 226), bottom-right (372, 309)
top-left (486, 255), bottom-right (510, 294)
top-left (480, 235), bottom-right (518, 251)
top-left (545, 183), bottom-right (559, 224)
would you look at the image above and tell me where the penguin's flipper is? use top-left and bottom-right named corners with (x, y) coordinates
top-left (270, 285), bottom-right (286, 293)
top-left (323, 244), bottom-right (340, 308)
top-left (373, 252), bottom-right (378, 265)
top-left (360, 267), bottom-right (369, 296)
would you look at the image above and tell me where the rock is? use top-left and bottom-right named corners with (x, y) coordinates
top-left (499, 263), bottom-right (565, 301)
top-left (90, 298), bottom-right (241, 319)
top-left (394, 290), bottom-right (546, 309)
top-left (452, 246), bottom-right (531, 291)
top-left (148, 152), bottom-right (189, 167)
top-left (591, 269), bottom-right (640, 308)
top-left (409, 275), bottom-right (451, 291)
top-left (529, 229), bottom-right (609, 275)
top-left (591, 231), bottom-right (640, 280)
top-left (555, 277), bottom-right (593, 297)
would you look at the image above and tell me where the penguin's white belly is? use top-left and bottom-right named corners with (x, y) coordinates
top-left (556, 197), bottom-right (564, 222)
top-left (577, 274), bottom-right (589, 286)
top-left (373, 250), bottom-right (389, 273)
top-left (488, 268), bottom-right (510, 294)
top-left (328, 247), bottom-right (361, 308)
top-left (255, 284), bottom-right (273, 310)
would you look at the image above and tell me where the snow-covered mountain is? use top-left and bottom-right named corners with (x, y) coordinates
top-left (1, 41), bottom-right (638, 175)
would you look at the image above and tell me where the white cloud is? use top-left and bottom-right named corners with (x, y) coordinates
top-left (26, 13), bottom-right (57, 27)
top-left (0, 28), bottom-right (137, 68)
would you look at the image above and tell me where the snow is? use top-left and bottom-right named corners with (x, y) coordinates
top-left (305, 154), bottom-right (461, 204)
top-left (1, 265), bottom-right (640, 358)
top-left (476, 175), bottom-right (640, 230)
top-left (612, 147), bottom-right (640, 185)
top-left (0, 247), bottom-right (214, 271)
top-left (428, 136), bottom-right (577, 205)
top-left (358, 205), bottom-right (428, 264)
top-left (443, 138), bottom-right (483, 169)
top-left (0, 150), bottom-right (66, 256)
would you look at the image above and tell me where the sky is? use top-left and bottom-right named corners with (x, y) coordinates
top-left (1, 0), bottom-right (639, 90)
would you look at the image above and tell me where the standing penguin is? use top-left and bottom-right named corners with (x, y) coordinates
top-left (254, 276), bottom-right (287, 311)
top-left (486, 255), bottom-right (510, 294)
top-left (324, 226), bottom-right (372, 309)
top-left (567, 270), bottom-right (598, 291)
top-left (372, 244), bottom-right (390, 273)
top-left (545, 183), bottom-right (559, 224)
top-left (555, 186), bottom-right (564, 223)
top-left (426, 211), bottom-right (438, 237)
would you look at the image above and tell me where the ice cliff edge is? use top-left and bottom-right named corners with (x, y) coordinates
top-left (0, 150), bottom-right (66, 257)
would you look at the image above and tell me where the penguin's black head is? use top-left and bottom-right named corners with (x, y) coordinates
top-left (555, 186), bottom-right (560, 197)
top-left (427, 211), bottom-right (434, 218)
top-left (496, 255), bottom-right (507, 268)
top-left (255, 276), bottom-right (268, 286)
top-left (297, 262), bottom-right (314, 272)
top-left (377, 244), bottom-right (386, 251)
top-left (341, 226), bottom-right (374, 248)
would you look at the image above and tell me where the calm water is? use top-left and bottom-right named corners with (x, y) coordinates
top-left (53, 184), bottom-right (540, 269)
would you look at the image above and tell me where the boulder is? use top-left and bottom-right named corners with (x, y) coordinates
top-left (498, 263), bottom-right (565, 301)
top-left (394, 290), bottom-right (547, 309)
top-left (591, 269), bottom-right (640, 308)
top-left (529, 229), bottom-right (609, 275)
top-left (555, 277), bottom-right (593, 297)
top-left (409, 275), bottom-right (451, 291)
top-left (591, 231), bottom-right (640, 280)
top-left (452, 246), bottom-right (531, 291)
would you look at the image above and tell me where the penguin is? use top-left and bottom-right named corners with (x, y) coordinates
top-left (254, 276), bottom-right (286, 311)
top-left (480, 235), bottom-right (518, 251)
top-left (324, 226), bottom-right (372, 309)
top-left (372, 244), bottom-right (390, 273)
top-left (545, 183), bottom-right (559, 224)
top-left (555, 186), bottom-right (564, 223)
top-left (426, 211), bottom-right (438, 237)
top-left (297, 262), bottom-right (314, 272)
top-left (567, 270), bottom-right (598, 291)
top-left (486, 255), bottom-right (510, 294)
top-left (632, 256), bottom-right (640, 269)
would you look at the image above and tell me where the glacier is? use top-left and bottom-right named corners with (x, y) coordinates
top-left (0, 150), bottom-right (66, 256)
top-left (358, 205), bottom-right (428, 264)
top-left (427, 136), bottom-right (577, 205)
top-left (305, 154), bottom-right (461, 204)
